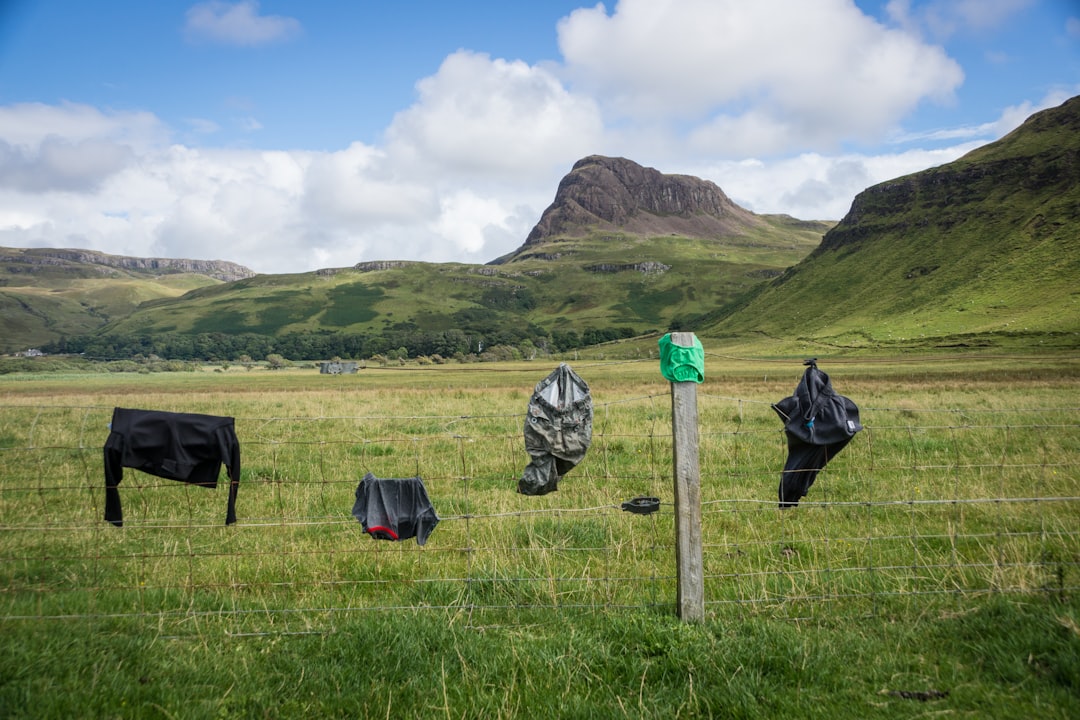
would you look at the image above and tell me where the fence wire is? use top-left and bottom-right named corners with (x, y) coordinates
top-left (0, 391), bottom-right (1077, 634)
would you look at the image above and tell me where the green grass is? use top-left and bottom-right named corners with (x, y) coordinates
top-left (0, 353), bottom-right (1077, 717)
top-left (0, 599), bottom-right (1076, 718)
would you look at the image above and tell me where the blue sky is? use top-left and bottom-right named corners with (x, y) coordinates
top-left (0, 0), bottom-right (1076, 274)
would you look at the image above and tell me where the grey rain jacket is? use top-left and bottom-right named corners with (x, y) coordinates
top-left (771, 361), bottom-right (862, 507)
top-left (518, 363), bottom-right (593, 496)
top-left (352, 473), bottom-right (439, 545)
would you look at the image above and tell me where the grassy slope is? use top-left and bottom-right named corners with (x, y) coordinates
top-left (0, 272), bottom-right (222, 352)
top-left (102, 217), bottom-right (828, 338)
top-left (704, 98), bottom-right (1080, 351)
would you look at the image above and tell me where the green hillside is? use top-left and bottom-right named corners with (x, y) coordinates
top-left (0, 248), bottom-right (252, 353)
top-left (101, 216), bottom-right (828, 350)
top-left (703, 96), bottom-right (1080, 351)
top-left (0, 272), bottom-right (222, 353)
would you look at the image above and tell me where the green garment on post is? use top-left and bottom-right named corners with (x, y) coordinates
top-left (658, 333), bottom-right (704, 383)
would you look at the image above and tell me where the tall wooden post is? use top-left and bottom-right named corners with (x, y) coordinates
top-left (669, 332), bottom-right (704, 621)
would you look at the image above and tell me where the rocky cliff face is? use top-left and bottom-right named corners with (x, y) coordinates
top-left (0, 247), bottom-right (256, 282)
top-left (816, 96), bottom-right (1080, 257)
top-left (521, 155), bottom-right (762, 246)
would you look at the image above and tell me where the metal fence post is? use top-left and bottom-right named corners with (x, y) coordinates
top-left (669, 331), bottom-right (704, 621)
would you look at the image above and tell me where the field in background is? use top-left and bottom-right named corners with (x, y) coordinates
top-left (1, 353), bottom-right (1078, 718)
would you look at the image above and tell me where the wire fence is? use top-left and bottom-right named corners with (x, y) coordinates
top-left (1, 383), bottom-right (1077, 634)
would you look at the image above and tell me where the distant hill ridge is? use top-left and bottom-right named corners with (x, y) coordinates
top-left (0, 247), bottom-right (256, 283)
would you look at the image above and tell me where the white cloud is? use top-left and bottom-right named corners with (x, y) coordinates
top-left (993, 87), bottom-right (1080, 131)
top-left (0, 91), bottom-right (562, 272)
top-left (692, 85), bottom-right (1077, 222)
top-left (887, 87), bottom-right (1079, 146)
top-left (684, 144), bottom-right (979, 221)
top-left (184, 1), bottom-right (301, 46)
top-left (557, 0), bottom-right (964, 152)
top-left (385, 51), bottom-right (604, 176)
top-left (302, 142), bottom-right (437, 226)
top-left (0, 102), bottom-right (166, 150)
top-left (432, 191), bottom-right (514, 256)
top-left (0, 136), bottom-right (133, 193)
top-left (0, 103), bottom-right (163, 194)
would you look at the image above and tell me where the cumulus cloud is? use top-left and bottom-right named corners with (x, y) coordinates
top-left (690, 84), bottom-right (1075, 222)
top-left (385, 50), bottom-right (604, 176)
top-left (302, 143), bottom-right (437, 225)
top-left (0, 103), bottom-right (163, 193)
top-left (0, 137), bottom-right (133, 193)
top-left (431, 191), bottom-right (515, 256)
top-left (0, 102), bottom-right (166, 150)
top-left (184, 1), bottom-right (302, 46)
top-left (557, 0), bottom-right (964, 153)
top-left (685, 144), bottom-right (979, 221)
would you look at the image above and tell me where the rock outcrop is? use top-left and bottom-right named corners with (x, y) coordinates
top-left (0, 247), bottom-right (256, 282)
top-left (521, 155), bottom-right (763, 246)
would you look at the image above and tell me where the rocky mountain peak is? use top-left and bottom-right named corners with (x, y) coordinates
top-left (522, 155), bottom-right (762, 246)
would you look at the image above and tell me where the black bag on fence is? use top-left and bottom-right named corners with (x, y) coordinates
top-left (771, 360), bottom-right (862, 507)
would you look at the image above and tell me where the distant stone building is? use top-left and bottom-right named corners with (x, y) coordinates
top-left (320, 361), bottom-right (359, 375)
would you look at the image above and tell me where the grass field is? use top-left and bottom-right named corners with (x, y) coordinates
top-left (0, 351), bottom-right (1078, 718)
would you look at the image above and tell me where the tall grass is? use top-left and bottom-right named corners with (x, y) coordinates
top-left (0, 355), bottom-right (1077, 717)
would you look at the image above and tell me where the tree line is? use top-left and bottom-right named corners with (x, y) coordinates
top-left (40, 325), bottom-right (643, 362)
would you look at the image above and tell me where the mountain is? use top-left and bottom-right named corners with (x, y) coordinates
top-left (72, 158), bottom-right (828, 356)
top-left (0, 248), bottom-right (256, 352)
top-left (494, 155), bottom-right (768, 262)
top-left (704, 95), bottom-right (1080, 351)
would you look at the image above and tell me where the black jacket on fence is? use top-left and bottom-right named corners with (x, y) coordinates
top-left (771, 361), bottom-right (862, 507)
top-left (518, 363), bottom-right (593, 496)
top-left (103, 407), bottom-right (241, 527)
top-left (352, 473), bottom-right (439, 545)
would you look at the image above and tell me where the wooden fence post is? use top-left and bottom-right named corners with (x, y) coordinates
top-left (669, 332), bottom-right (704, 622)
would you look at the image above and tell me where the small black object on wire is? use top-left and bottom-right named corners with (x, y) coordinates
top-left (621, 496), bottom-right (660, 515)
